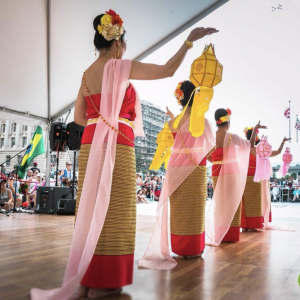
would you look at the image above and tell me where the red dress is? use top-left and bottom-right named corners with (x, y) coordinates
top-left (170, 132), bottom-right (207, 256)
top-left (80, 84), bottom-right (136, 288)
top-left (212, 148), bottom-right (241, 242)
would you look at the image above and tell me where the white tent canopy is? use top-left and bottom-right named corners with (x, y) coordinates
top-left (0, 0), bottom-right (227, 125)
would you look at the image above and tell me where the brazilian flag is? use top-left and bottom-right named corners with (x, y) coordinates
top-left (17, 126), bottom-right (45, 178)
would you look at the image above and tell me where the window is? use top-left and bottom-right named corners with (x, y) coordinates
top-left (18, 155), bottom-right (23, 164)
top-left (32, 125), bottom-right (37, 131)
top-left (22, 137), bottom-right (27, 147)
top-left (6, 155), bottom-right (11, 166)
top-left (1, 124), bottom-right (5, 133)
top-left (22, 125), bottom-right (28, 131)
top-left (11, 137), bottom-right (15, 147)
top-left (11, 123), bottom-right (16, 133)
top-left (57, 118), bottom-right (64, 123)
top-left (0, 138), bottom-right (4, 147)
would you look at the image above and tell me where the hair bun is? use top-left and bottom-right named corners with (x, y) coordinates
top-left (93, 15), bottom-right (103, 32)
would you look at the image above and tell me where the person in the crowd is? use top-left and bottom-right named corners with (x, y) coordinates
top-left (50, 163), bottom-right (55, 179)
top-left (8, 172), bottom-right (22, 207)
top-left (136, 173), bottom-right (143, 191)
top-left (26, 175), bottom-right (37, 208)
top-left (208, 110), bottom-right (262, 243)
top-left (136, 190), bottom-right (149, 204)
top-left (292, 187), bottom-right (300, 202)
top-left (30, 161), bottom-right (40, 173)
top-left (30, 8), bottom-right (218, 299)
top-left (0, 179), bottom-right (14, 211)
top-left (271, 181), bottom-right (280, 202)
top-left (144, 187), bottom-right (151, 200)
top-left (25, 169), bottom-right (33, 180)
top-left (60, 161), bottom-right (73, 181)
top-left (62, 178), bottom-right (71, 187)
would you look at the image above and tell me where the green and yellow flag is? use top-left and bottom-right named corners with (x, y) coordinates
top-left (17, 126), bottom-right (45, 178)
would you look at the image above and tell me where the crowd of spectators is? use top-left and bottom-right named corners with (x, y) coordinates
top-left (270, 176), bottom-right (300, 202)
top-left (0, 161), bottom-right (76, 212)
top-left (136, 171), bottom-right (163, 204)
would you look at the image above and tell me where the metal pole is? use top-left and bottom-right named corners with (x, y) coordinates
top-left (289, 101), bottom-right (291, 143)
top-left (297, 115), bottom-right (298, 143)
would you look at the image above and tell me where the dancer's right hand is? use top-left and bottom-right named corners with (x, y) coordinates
top-left (187, 27), bottom-right (219, 42)
top-left (255, 121), bottom-right (267, 130)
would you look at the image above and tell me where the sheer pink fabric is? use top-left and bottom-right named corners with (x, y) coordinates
top-left (278, 162), bottom-right (289, 177)
top-left (138, 118), bottom-right (215, 270)
top-left (261, 180), bottom-right (295, 231)
top-left (205, 133), bottom-right (250, 246)
top-left (30, 60), bottom-right (143, 300)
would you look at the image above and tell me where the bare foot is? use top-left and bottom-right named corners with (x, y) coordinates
top-left (77, 285), bottom-right (89, 297)
top-left (88, 288), bottom-right (122, 299)
top-left (177, 255), bottom-right (186, 259)
top-left (186, 250), bottom-right (204, 259)
top-left (243, 228), bottom-right (259, 232)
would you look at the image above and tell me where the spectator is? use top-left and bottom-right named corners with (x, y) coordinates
top-left (60, 161), bottom-right (73, 182)
top-left (272, 181), bottom-right (280, 201)
top-left (136, 190), bottom-right (150, 204)
top-left (292, 187), bottom-right (300, 202)
top-left (0, 179), bottom-right (14, 211)
top-left (8, 172), bottom-right (22, 207)
top-left (50, 163), bottom-right (55, 179)
top-left (144, 187), bottom-right (151, 199)
top-left (62, 178), bottom-right (71, 187)
top-left (136, 173), bottom-right (143, 191)
top-left (156, 177), bottom-right (162, 191)
top-left (30, 161), bottom-right (40, 173)
top-left (25, 169), bottom-right (33, 180)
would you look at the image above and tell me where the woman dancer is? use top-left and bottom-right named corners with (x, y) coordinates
top-left (243, 128), bottom-right (290, 228)
top-left (30, 9), bottom-right (218, 300)
top-left (139, 80), bottom-right (215, 269)
top-left (168, 81), bottom-right (214, 258)
top-left (208, 109), bottom-right (264, 243)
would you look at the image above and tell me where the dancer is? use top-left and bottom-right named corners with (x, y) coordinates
top-left (139, 80), bottom-right (215, 269)
top-left (168, 81), bottom-right (215, 259)
top-left (30, 9), bottom-right (218, 300)
top-left (243, 128), bottom-right (290, 228)
top-left (207, 109), bottom-right (265, 244)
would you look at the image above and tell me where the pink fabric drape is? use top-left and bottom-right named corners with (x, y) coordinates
top-left (138, 118), bottom-right (215, 270)
top-left (30, 60), bottom-right (143, 300)
top-left (205, 133), bottom-right (250, 246)
top-left (277, 162), bottom-right (289, 177)
top-left (261, 179), bottom-right (295, 231)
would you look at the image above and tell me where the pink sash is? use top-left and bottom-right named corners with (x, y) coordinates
top-left (138, 118), bottom-right (215, 270)
top-left (205, 133), bottom-right (250, 246)
top-left (30, 60), bottom-right (143, 300)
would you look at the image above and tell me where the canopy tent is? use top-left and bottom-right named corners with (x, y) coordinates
top-left (0, 0), bottom-right (228, 125)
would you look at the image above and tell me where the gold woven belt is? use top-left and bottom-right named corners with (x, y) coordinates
top-left (212, 158), bottom-right (237, 165)
top-left (87, 117), bottom-right (135, 130)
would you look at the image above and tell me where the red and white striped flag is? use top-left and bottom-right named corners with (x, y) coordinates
top-left (295, 117), bottom-right (300, 130)
top-left (284, 108), bottom-right (290, 119)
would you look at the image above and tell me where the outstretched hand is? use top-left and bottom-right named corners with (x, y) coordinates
top-left (187, 27), bottom-right (219, 42)
top-left (255, 121), bottom-right (267, 130)
top-left (165, 106), bottom-right (174, 119)
top-left (283, 137), bottom-right (291, 143)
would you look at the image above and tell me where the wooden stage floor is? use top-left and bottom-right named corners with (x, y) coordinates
top-left (0, 203), bottom-right (300, 300)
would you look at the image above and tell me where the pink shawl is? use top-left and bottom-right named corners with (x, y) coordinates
top-left (205, 133), bottom-right (250, 246)
top-left (138, 118), bottom-right (215, 270)
top-left (30, 60), bottom-right (143, 300)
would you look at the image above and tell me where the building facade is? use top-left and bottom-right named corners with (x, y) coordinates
top-left (135, 100), bottom-right (170, 175)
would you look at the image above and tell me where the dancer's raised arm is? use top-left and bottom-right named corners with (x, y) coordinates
top-left (130, 27), bottom-right (218, 80)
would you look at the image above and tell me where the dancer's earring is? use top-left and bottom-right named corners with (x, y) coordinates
top-left (117, 49), bottom-right (120, 59)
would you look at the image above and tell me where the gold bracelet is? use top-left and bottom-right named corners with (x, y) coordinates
top-left (184, 40), bottom-right (193, 49)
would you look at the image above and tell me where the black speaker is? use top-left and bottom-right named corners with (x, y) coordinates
top-left (49, 122), bottom-right (68, 152)
top-left (66, 122), bottom-right (84, 150)
top-left (57, 199), bottom-right (76, 215)
top-left (35, 186), bottom-right (73, 214)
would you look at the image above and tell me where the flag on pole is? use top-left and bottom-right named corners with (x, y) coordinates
top-left (295, 117), bottom-right (300, 130)
top-left (17, 126), bottom-right (45, 178)
top-left (284, 107), bottom-right (290, 119)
